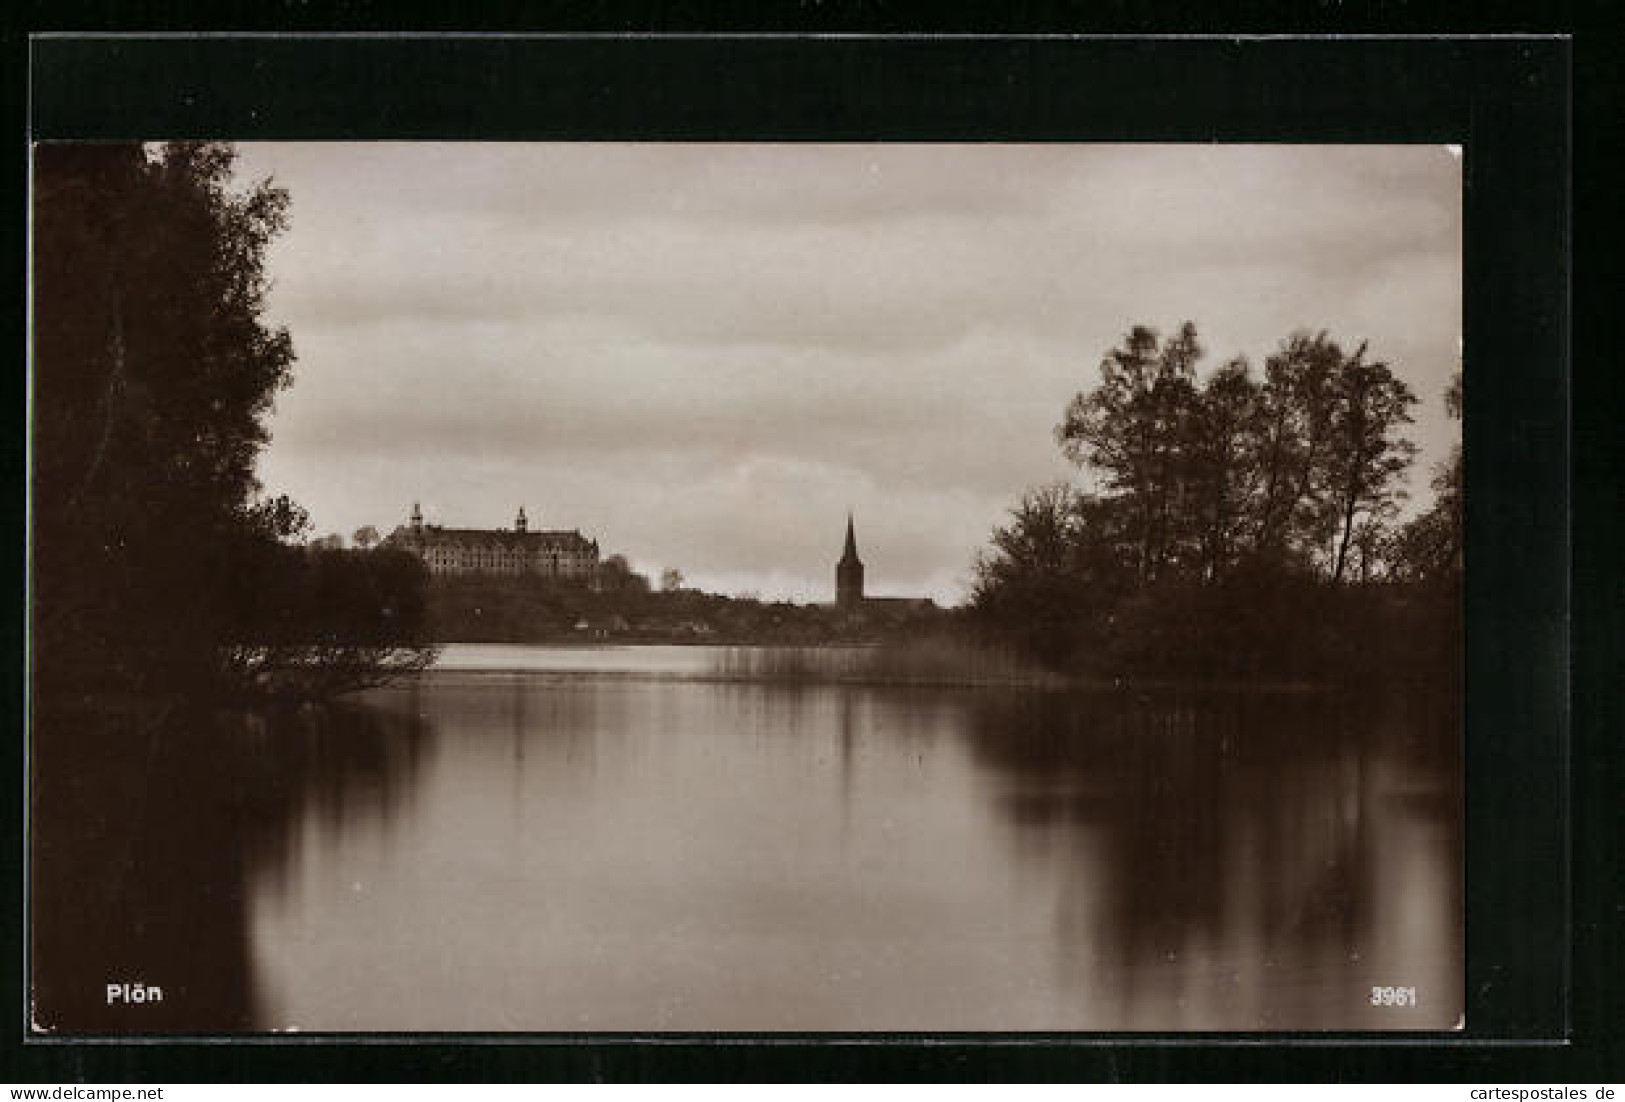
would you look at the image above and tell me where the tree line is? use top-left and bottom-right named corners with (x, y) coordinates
top-left (422, 569), bottom-right (944, 646)
top-left (970, 323), bottom-right (1462, 679)
top-left (33, 142), bottom-right (434, 706)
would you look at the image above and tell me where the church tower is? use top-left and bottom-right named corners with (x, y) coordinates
top-left (836, 512), bottom-right (865, 609)
top-left (410, 502), bottom-right (423, 532)
top-left (515, 506), bottom-right (528, 533)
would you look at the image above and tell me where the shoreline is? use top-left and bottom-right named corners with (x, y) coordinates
top-left (415, 642), bottom-right (1343, 694)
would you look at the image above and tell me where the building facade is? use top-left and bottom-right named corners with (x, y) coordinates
top-left (387, 504), bottom-right (600, 579)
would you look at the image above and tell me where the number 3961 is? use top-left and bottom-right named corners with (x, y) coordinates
top-left (1370, 985), bottom-right (1418, 1007)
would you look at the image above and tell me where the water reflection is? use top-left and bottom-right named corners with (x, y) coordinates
top-left (30, 700), bottom-right (432, 1032)
top-left (956, 689), bottom-right (1461, 1029)
top-left (31, 653), bottom-right (1461, 1032)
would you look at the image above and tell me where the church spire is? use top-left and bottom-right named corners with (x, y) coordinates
top-left (840, 511), bottom-right (860, 564)
top-left (836, 511), bottom-right (864, 608)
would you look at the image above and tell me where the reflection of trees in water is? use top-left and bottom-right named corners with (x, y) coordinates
top-left (30, 699), bottom-right (433, 1033)
top-left (957, 688), bottom-right (1459, 1025)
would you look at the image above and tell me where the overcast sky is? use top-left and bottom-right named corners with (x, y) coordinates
top-left (234, 143), bottom-right (1461, 604)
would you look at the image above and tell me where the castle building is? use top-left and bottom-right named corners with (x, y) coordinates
top-left (836, 513), bottom-right (865, 609)
top-left (386, 504), bottom-right (600, 579)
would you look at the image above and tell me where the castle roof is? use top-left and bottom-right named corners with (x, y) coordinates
top-left (391, 525), bottom-right (596, 549)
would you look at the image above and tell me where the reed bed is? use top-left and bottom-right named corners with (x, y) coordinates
top-left (709, 637), bottom-right (1066, 688)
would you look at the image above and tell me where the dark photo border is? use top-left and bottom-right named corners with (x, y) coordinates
top-left (11, 30), bottom-right (1593, 1082)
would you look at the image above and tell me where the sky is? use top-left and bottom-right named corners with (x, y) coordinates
top-left (233, 143), bottom-right (1462, 605)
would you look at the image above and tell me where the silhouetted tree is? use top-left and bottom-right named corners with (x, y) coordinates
top-left (974, 321), bottom-right (1443, 679)
top-left (34, 143), bottom-right (296, 696)
top-left (596, 554), bottom-right (651, 595)
top-left (1058, 323), bottom-right (1202, 583)
top-left (1321, 346), bottom-right (1418, 582)
top-left (1185, 357), bottom-right (1260, 582)
top-left (969, 485), bottom-right (1131, 666)
top-left (1391, 372), bottom-right (1463, 584)
top-left (33, 142), bottom-right (433, 702)
top-left (1244, 331), bottom-right (1345, 570)
top-left (221, 547), bottom-right (436, 700)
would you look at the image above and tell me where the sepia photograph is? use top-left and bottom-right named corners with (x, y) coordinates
top-left (29, 140), bottom-right (1466, 1034)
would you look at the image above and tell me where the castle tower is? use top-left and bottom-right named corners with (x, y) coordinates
top-left (515, 506), bottom-right (528, 533)
top-left (410, 502), bottom-right (423, 532)
top-left (836, 512), bottom-right (865, 609)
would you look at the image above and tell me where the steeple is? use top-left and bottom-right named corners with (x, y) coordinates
top-left (410, 502), bottom-right (423, 531)
top-left (836, 511), bottom-right (864, 609)
top-left (515, 505), bottom-right (528, 533)
top-left (840, 513), bottom-right (860, 563)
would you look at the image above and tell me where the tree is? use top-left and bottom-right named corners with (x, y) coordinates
top-left (974, 322), bottom-right (1435, 677)
top-left (596, 554), bottom-right (651, 595)
top-left (969, 484), bottom-right (1130, 666)
top-left (1184, 357), bottom-right (1260, 582)
top-left (1434, 371), bottom-right (1464, 572)
top-left (1245, 331), bottom-right (1345, 569)
top-left (1058, 322), bottom-right (1202, 584)
top-left (1321, 346), bottom-right (1418, 583)
top-left (1391, 371), bottom-right (1463, 583)
top-left (220, 547), bottom-right (437, 700)
top-left (660, 567), bottom-right (685, 592)
top-left (33, 142), bottom-right (433, 701)
top-left (34, 143), bottom-right (297, 695)
top-left (352, 525), bottom-right (380, 550)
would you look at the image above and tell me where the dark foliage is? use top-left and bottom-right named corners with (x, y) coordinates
top-left (32, 142), bottom-right (433, 703)
top-left (974, 323), bottom-right (1461, 682)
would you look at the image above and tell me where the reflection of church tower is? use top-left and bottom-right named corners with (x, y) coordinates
top-left (836, 513), bottom-right (865, 609)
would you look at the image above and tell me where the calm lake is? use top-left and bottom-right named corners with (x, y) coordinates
top-left (32, 644), bottom-right (1462, 1033)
